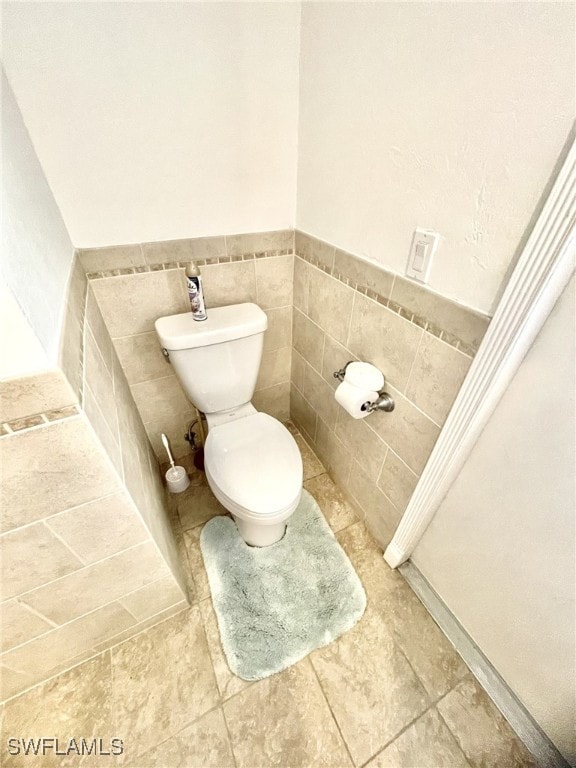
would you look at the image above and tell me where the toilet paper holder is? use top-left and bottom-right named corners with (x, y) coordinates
top-left (333, 361), bottom-right (395, 413)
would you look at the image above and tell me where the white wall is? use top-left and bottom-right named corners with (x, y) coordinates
top-left (412, 274), bottom-right (576, 762)
top-left (0, 280), bottom-right (49, 379)
top-left (1, 2), bottom-right (301, 247)
top-left (1, 70), bottom-right (75, 365)
top-left (296, 3), bottom-right (575, 314)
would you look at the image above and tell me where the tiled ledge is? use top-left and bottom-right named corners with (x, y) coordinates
top-left (1, 406), bottom-right (80, 437)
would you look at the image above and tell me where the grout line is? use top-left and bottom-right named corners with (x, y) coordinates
top-left (308, 657), bottom-right (357, 768)
top-left (403, 327), bottom-right (425, 400)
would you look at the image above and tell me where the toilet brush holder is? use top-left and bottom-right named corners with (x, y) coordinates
top-left (165, 465), bottom-right (190, 493)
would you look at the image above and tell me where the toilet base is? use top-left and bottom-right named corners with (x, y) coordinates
top-left (233, 515), bottom-right (286, 547)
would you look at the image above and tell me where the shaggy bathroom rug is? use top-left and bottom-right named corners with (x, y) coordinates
top-left (199, 490), bottom-right (366, 680)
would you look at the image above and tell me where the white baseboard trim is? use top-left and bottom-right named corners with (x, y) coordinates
top-left (400, 561), bottom-right (572, 768)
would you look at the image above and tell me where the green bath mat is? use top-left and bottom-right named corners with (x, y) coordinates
top-left (199, 490), bottom-right (366, 680)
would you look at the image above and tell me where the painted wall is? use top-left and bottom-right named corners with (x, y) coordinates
top-left (1, 71), bottom-right (75, 363)
top-left (412, 274), bottom-right (576, 761)
top-left (1, 2), bottom-right (300, 247)
top-left (0, 281), bottom-right (48, 379)
top-left (296, 2), bottom-right (575, 314)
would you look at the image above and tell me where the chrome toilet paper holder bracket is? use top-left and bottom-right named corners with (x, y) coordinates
top-left (333, 361), bottom-right (395, 413)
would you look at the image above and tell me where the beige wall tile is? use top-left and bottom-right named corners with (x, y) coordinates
top-left (406, 333), bottom-right (472, 425)
top-left (348, 293), bottom-right (423, 391)
top-left (0, 599), bottom-right (53, 653)
top-left (293, 256), bottom-right (309, 314)
top-left (226, 229), bottom-right (293, 256)
top-left (224, 658), bottom-right (352, 768)
top-left (142, 236), bottom-right (226, 265)
top-left (256, 346), bottom-right (291, 390)
top-left (295, 231), bottom-right (335, 270)
top-left (252, 382), bottom-right (290, 421)
top-left (334, 411), bottom-right (388, 482)
top-left (0, 653), bottom-right (112, 753)
top-left (46, 492), bottom-right (148, 565)
top-left (1, 604), bottom-right (133, 700)
top-left (66, 254), bottom-right (89, 322)
top-left (85, 288), bottom-right (115, 374)
top-left (295, 433), bottom-right (325, 481)
top-left (264, 306), bottom-right (292, 353)
top-left (145, 411), bottom-right (194, 461)
top-left (78, 244), bottom-right (145, 272)
top-left (348, 460), bottom-right (401, 549)
top-left (58, 304), bottom-right (84, 400)
top-left (201, 261), bottom-right (256, 309)
top-left (314, 417), bottom-right (352, 489)
top-left (307, 266), bottom-right (356, 346)
top-left (290, 349), bottom-right (306, 391)
top-left (120, 575), bottom-right (186, 622)
top-left (112, 606), bottom-right (219, 759)
top-left (131, 375), bottom-right (192, 425)
top-left (377, 451), bottom-right (419, 514)
top-left (83, 385), bottom-right (123, 473)
top-left (293, 308), bottom-right (324, 370)
top-left (366, 708), bottom-right (469, 768)
top-left (0, 418), bottom-right (121, 533)
top-left (368, 386), bottom-right (440, 475)
top-left (255, 254), bottom-right (294, 309)
top-left (90, 271), bottom-right (188, 338)
top-left (114, 332), bottom-right (172, 385)
top-left (0, 369), bottom-right (76, 423)
top-left (84, 329), bottom-right (119, 439)
top-left (91, 602), bottom-right (188, 655)
top-left (302, 362), bottom-right (339, 429)
top-left (290, 385), bottom-right (317, 442)
top-left (391, 277), bottom-right (491, 352)
top-left (334, 249), bottom-right (394, 299)
top-left (21, 541), bottom-right (169, 625)
top-left (321, 335), bottom-right (357, 391)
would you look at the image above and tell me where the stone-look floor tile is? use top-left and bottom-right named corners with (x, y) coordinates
top-left (223, 658), bottom-right (352, 768)
top-left (310, 606), bottom-right (430, 767)
top-left (183, 527), bottom-right (211, 600)
top-left (380, 586), bottom-right (469, 700)
top-left (366, 708), bottom-right (470, 768)
top-left (199, 598), bottom-right (251, 701)
top-left (294, 433), bottom-right (325, 481)
top-left (130, 708), bottom-right (235, 768)
top-left (112, 606), bottom-right (219, 761)
top-left (304, 473), bottom-right (356, 533)
top-left (177, 482), bottom-right (227, 531)
top-left (337, 523), bottom-right (408, 606)
top-left (437, 675), bottom-right (539, 768)
top-left (1, 653), bottom-right (113, 767)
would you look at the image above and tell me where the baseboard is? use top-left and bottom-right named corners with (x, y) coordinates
top-left (399, 560), bottom-right (572, 768)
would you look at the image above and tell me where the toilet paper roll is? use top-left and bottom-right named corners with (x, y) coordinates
top-left (335, 381), bottom-right (378, 419)
top-left (344, 361), bottom-right (384, 392)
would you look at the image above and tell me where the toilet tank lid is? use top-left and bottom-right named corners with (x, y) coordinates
top-left (155, 303), bottom-right (268, 350)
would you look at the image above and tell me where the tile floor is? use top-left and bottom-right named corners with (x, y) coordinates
top-left (0, 426), bottom-right (537, 768)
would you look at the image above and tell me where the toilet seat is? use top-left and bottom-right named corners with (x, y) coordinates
top-left (204, 412), bottom-right (303, 520)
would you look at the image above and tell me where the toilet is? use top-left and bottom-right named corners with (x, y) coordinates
top-left (155, 303), bottom-right (303, 546)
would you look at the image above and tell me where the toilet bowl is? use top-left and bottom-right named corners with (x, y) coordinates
top-left (155, 303), bottom-right (303, 546)
top-left (205, 408), bottom-right (302, 546)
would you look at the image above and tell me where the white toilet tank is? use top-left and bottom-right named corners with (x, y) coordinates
top-left (155, 303), bottom-right (267, 414)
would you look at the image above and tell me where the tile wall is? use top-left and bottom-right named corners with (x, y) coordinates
top-left (290, 231), bottom-right (490, 549)
top-left (0, 255), bottom-right (189, 703)
top-left (83, 230), bottom-right (294, 460)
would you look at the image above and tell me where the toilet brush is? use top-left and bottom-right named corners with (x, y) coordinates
top-left (161, 433), bottom-right (190, 493)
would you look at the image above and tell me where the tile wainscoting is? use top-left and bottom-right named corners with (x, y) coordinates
top-left (84, 230), bottom-right (295, 460)
top-left (290, 231), bottom-right (490, 550)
